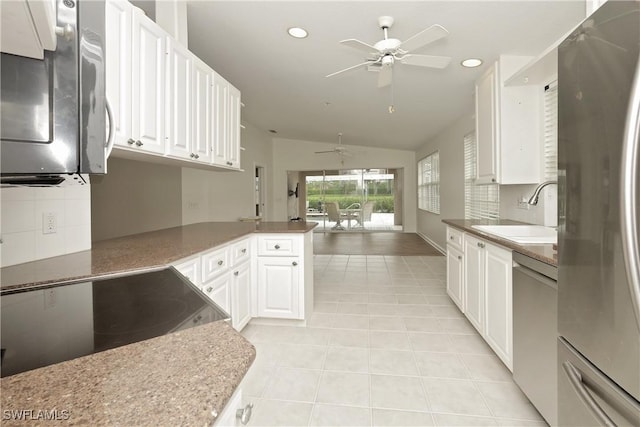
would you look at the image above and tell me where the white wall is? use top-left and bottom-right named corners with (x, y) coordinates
top-left (271, 137), bottom-right (417, 231)
top-left (182, 121), bottom-right (274, 224)
top-left (416, 111), bottom-right (474, 251)
top-left (1, 184), bottom-right (91, 267)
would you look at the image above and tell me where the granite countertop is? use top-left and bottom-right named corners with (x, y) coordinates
top-left (1, 221), bottom-right (317, 291)
top-left (443, 219), bottom-right (557, 266)
top-left (0, 320), bottom-right (256, 426)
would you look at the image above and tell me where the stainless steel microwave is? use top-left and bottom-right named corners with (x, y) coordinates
top-left (0, 0), bottom-right (110, 185)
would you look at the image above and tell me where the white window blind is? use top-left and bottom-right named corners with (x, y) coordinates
top-left (464, 132), bottom-right (500, 220)
top-left (543, 81), bottom-right (558, 180)
top-left (418, 151), bottom-right (440, 214)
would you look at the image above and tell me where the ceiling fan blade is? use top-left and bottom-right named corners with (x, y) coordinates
top-left (400, 54), bottom-right (451, 69)
top-left (399, 24), bottom-right (449, 53)
top-left (314, 150), bottom-right (336, 154)
top-left (340, 38), bottom-right (379, 55)
top-left (326, 60), bottom-right (376, 78)
top-left (378, 65), bottom-right (393, 88)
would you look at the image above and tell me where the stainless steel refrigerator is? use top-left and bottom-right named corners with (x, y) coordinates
top-left (558, 1), bottom-right (640, 425)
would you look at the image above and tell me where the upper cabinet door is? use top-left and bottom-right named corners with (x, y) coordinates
top-left (165, 37), bottom-right (192, 159)
top-left (105, 0), bottom-right (132, 148)
top-left (131, 11), bottom-right (166, 154)
top-left (192, 57), bottom-right (213, 163)
top-left (212, 72), bottom-right (229, 166)
top-left (475, 63), bottom-right (499, 184)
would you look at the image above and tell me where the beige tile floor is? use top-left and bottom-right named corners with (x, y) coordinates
top-left (239, 255), bottom-right (547, 427)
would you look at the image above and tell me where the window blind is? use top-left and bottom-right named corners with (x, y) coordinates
top-left (418, 151), bottom-right (440, 214)
top-left (464, 132), bottom-right (499, 220)
top-left (543, 81), bottom-right (558, 181)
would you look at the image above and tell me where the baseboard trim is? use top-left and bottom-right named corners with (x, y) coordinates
top-left (417, 232), bottom-right (446, 255)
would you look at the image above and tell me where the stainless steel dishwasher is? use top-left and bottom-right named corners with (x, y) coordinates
top-left (512, 251), bottom-right (558, 426)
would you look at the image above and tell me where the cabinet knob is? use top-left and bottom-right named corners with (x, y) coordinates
top-left (234, 271), bottom-right (239, 276)
top-left (491, 178), bottom-right (496, 182)
top-left (135, 140), bottom-right (143, 147)
top-left (450, 236), bottom-right (454, 240)
top-left (227, 161), bottom-right (232, 166)
top-left (477, 242), bottom-right (485, 248)
top-left (127, 138), bottom-right (135, 145)
top-left (218, 260), bottom-right (224, 266)
top-left (236, 403), bottom-right (253, 425)
top-left (241, 248), bottom-right (247, 254)
top-left (458, 256), bottom-right (462, 260)
top-left (206, 287), bottom-right (213, 293)
top-left (292, 261), bottom-right (298, 266)
top-left (194, 154), bottom-right (200, 159)
top-left (274, 244), bottom-right (280, 250)
top-left (190, 153), bottom-right (195, 158)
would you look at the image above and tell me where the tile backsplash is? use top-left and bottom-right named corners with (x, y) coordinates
top-left (1, 184), bottom-right (91, 267)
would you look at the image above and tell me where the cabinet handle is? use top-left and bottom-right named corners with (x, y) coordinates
top-left (227, 161), bottom-right (233, 166)
top-left (192, 315), bottom-right (202, 323)
top-left (127, 138), bottom-right (135, 145)
top-left (190, 153), bottom-right (195, 158)
top-left (477, 242), bottom-right (485, 248)
top-left (217, 260), bottom-right (224, 266)
top-left (458, 256), bottom-right (462, 260)
top-left (236, 403), bottom-right (253, 425)
top-left (241, 248), bottom-right (247, 254)
top-left (194, 154), bottom-right (200, 159)
top-left (450, 235), bottom-right (454, 240)
top-left (274, 244), bottom-right (280, 250)
top-left (234, 271), bottom-right (239, 276)
top-left (292, 261), bottom-right (298, 266)
top-left (206, 287), bottom-right (213, 293)
top-left (135, 140), bottom-right (143, 147)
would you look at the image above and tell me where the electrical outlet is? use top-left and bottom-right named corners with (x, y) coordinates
top-left (43, 211), bottom-right (57, 234)
top-left (517, 197), bottom-right (530, 210)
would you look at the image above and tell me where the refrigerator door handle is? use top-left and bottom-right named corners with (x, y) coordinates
top-left (621, 55), bottom-right (640, 330)
top-left (562, 361), bottom-right (616, 427)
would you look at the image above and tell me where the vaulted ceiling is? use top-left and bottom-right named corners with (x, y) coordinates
top-left (187, 1), bottom-right (585, 150)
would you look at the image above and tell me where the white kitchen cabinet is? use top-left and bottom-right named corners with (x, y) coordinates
top-left (0, 0), bottom-right (56, 59)
top-left (475, 56), bottom-right (541, 184)
top-left (257, 257), bottom-right (300, 319)
top-left (231, 261), bottom-right (252, 331)
top-left (173, 255), bottom-right (200, 286)
top-left (107, 0), bottom-right (167, 154)
top-left (484, 243), bottom-right (513, 370)
top-left (464, 234), bottom-right (485, 334)
top-left (130, 9), bottom-right (167, 154)
top-left (461, 231), bottom-right (513, 370)
top-left (446, 226), bottom-right (465, 312)
top-left (192, 57), bottom-right (213, 163)
top-left (212, 72), bottom-right (242, 169)
top-left (214, 387), bottom-right (253, 427)
top-left (255, 233), bottom-right (313, 321)
top-left (203, 273), bottom-right (232, 314)
top-left (105, 0), bottom-right (132, 149)
top-left (165, 37), bottom-right (192, 159)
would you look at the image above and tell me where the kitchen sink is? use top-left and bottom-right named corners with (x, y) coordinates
top-left (471, 225), bottom-right (557, 244)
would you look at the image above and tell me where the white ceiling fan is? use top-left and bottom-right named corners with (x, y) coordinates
top-left (314, 133), bottom-right (354, 157)
top-left (326, 16), bottom-right (452, 88)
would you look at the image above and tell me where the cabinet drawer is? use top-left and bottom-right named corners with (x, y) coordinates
top-left (257, 235), bottom-right (299, 257)
top-left (231, 238), bottom-right (251, 265)
top-left (447, 227), bottom-right (464, 250)
top-left (172, 256), bottom-right (201, 286)
top-left (202, 246), bottom-right (230, 283)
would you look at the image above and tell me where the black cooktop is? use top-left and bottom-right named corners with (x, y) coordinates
top-left (0, 268), bottom-right (228, 377)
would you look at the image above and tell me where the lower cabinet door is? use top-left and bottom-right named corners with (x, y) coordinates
top-left (464, 235), bottom-right (485, 334)
top-left (203, 273), bottom-right (231, 315)
top-left (231, 261), bottom-right (251, 331)
top-left (484, 242), bottom-right (513, 370)
top-left (257, 257), bottom-right (300, 319)
top-left (446, 245), bottom-right (464, 312)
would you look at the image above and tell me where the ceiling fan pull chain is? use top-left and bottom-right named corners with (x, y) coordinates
top-left (389, 80), bottom-right (396, 114)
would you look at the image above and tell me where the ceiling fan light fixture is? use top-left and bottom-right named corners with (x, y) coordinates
top-left (461, 58), bottom-right (483, 68)
top-left (287, 27), bottom-right (308, 39)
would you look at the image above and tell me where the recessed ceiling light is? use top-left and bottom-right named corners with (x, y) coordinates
top-left (287, 27), bottom-right (308, 38)
top-left (461, 58), bottom-right (483, 68)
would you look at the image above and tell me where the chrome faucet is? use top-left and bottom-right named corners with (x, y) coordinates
top-left (528, 181), bottom-right (557, 205)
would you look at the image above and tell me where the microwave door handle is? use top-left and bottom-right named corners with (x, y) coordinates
top-left (105, 98), bottom-right (115, 159)
top-left (621, 55), bottom-right (640, 331)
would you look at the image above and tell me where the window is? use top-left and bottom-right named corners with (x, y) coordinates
top-left (543, 81), bottom-right (558, 180)
top-left (464, 133), bottom-right (499, 219)
top-left (418, 151), bottom-right (440, 213)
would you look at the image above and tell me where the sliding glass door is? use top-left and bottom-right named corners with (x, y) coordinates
top-left (303, 168), bottom-right (401, 232)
